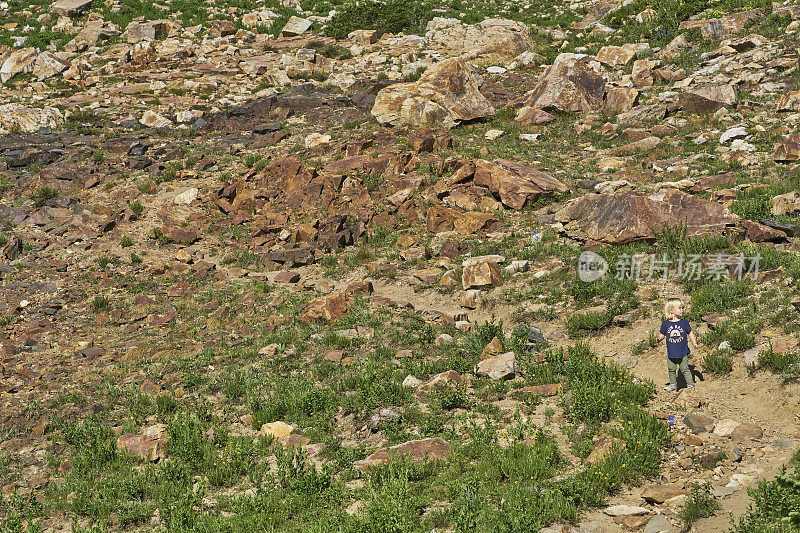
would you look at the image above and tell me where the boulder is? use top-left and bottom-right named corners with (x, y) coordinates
top-left (474, 159), bottom-right (568, 209)
top-left (281, 16), bottom-right (312, 37)
top-left (425, 18), bottom-right (535, 61)
top-left (260, 421), bottom-right (293, 439)
top-left (771, 191), bottom-right (800, 216)
top-left (65, 15), bottom-right (120, 52)
top-left (713, 419), bottom-right (741, 437)
top-left (371, 57), bottom-right (495, 128)
top-left (116, 424), bottom-right (169, 462)
top-left (741, 219), bottom-right (786, 242)
top-left (140, 110), bottom-right (172, 128)
top-left (773, 134), bottom-right (800, 162)
top-left (586, 434), bottom-right (626, 464)
top-left (515, 106), bottom-right (556, 124)
top-left (426, 205), bottom-right (498, 234)
top-left (617, 104), bottom-right (666, 126)
top-left (209, 19), bottom-right (236, 38)
top-left (0, 104), bottom-right (63, 133)
top-left (0, 47), bottom-right (37, 83)
top-left (678, 8), bottom-right (763, 40)
top-left (777, 91), bottom-right (800, 111)
top-left (460, 289), bottom-right (481, 309)
top-left (51, 0), bottom-right (93, 17)
top-left (555, 189), bottom-right (738, 244)
top-left (680, 84), bottom-right (739, 114)
top-left (642, 484), bottom-right (688, 504)
top-left (475, 352), bottom-right (517, 380)
top-left (462, 261), bottom-right (503, 289)
top-left (683, 412), bottom-right (715, 434)
top-left (300, 292), bottom-right (350, 324)
top-left (644, 514), bottom-right (674, 533)
top-left (730, 423), bottom-right (763, 442)
top-left (123, 19), bottom-right (171, 43)
top-left (604, 87), bottom-right (639, 113)
top-left (519, 54), bottom-right (606, 113)
top-left (354, 437), bottom-right (451, 471)
top-left (32, 51), bottom-right (69, 81)
top-left (417, 370), bottom-right (468, 396)
top-left (604, 505), bottom-right (651, 516)
top-left (595, 44), bottom-right (642, 67)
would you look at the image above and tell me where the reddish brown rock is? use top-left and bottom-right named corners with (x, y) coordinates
top-left (520, 56), bottom-right (606, 113)
top-left (371, 57), bottom-right (495, 128)
top-left (595, 45), bottom-right (638, 67)
top-left (741, 219), bottom-right (787, 242)
top-left (300, 292), bottom-right (351, 324)
top-left (515, 106), bottom-right (556, 124)
top-left (689, 172), bottom-right (737, 192)
top-left (159, 225), bottom-right (199, 245)
top-left (416, 370), bottom-right (468, 397)
top-left (680, 84), bottom-right (739, 114)
top-left (773, 135), bottom-right (800, 162)
top-left (604, 87), bottom-right (639, 114)
top-left (474, 159), bottom-right (568, 209)
top-left (475, 352), bottom-right (517, 380)
top-left (2, 236), bottom-right (22, 260)
top-left (354, 437), bottom-right (452, 471)
top-left (426, 205), bottom-right (498, 234)
top-left (642, 484), bottom-right (688, 504)
top-left (616, 104), bottom-right (667, 126)
top-left (345, 281), bottom-right (373, 296)
top-left (209, 19), bottom-right (236, 38)
top-left (731, 423), bottom-right (763, 442)
top-left (462, 261), bottom-right (504, 289)
top-left (274, 271), bottom-right (301, 283)
top-left (555, 190), bottom-right (738, 244)
top-left (116, 426), bottom-right (169, 462)
top-left (777, 91), bottom-right (800, 111)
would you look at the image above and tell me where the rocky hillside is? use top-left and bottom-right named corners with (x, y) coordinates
top-left (3, 0), bottom-right (800, 531)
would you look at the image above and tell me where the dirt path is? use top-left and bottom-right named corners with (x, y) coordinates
top-left (365, 276), bottom-right (800, 532)
top-left (579, 284), bottom-right (800, 532)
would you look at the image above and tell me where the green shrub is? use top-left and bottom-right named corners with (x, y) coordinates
top-left (702, 349), bottom-right (733, 374)
top-left (130, 200), bottom-right (145, 214)
top-left (734, 465), bottom-right (800, 531)
top-left (679, 482), bottom-right (720, 526)
top-left (432, 385), bottom-right (470, 411)
top-left (324, 0), bottom-right (435, 39)
top-left (92, 296), bottom-right (109, 311)
top-left (566, 310), bottom-right (611, 337)
top-left (307, 41), bottom-right (353, 60)
top-left (759, 347), bottom-right (799, 373)
top-left (730, 189), bottom-right (771, 221)
top-left (29, 185), bottom-right (58, 207)
top-left (686, 279), bottom-right (753, 320)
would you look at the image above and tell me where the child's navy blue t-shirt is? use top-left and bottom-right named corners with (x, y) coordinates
top-left (660, 319), bottom-right (691, 359)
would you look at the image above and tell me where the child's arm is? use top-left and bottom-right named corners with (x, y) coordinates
top-left (657, 331), bottom-right (665, 342)
top-left (688, 331), bottom-right (699, 348)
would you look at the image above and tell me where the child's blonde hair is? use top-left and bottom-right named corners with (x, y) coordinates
top-left (664, 298), bottom-right (683, 320)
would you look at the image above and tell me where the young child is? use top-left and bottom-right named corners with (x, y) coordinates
top-left (658, 298), bottom-right (699, 392)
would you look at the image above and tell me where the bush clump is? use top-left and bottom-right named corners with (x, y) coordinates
top-left (324, 0), bottom-right (435, 39)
